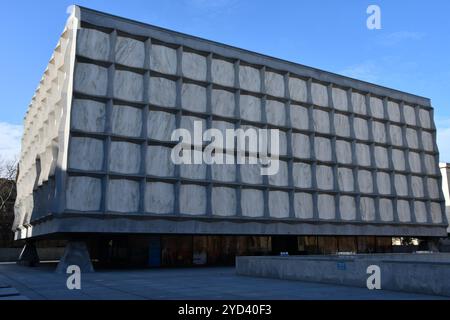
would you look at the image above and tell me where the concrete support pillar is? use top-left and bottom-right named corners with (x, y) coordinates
top-left (17, 242), bottom-right (40, 267)
top-left (55, 241), bottom-right (94, 273)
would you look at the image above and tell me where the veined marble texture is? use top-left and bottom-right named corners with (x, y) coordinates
top-left (241, 189), bottom-right (264, 217)
top-left (290, 104), bottom-right (309, 130)
top-left (114, 70), bottom-right (144, 102)
top-left (212, 58), bottom-right (234, 87)
top-left (109, 141), bottom-right (141, 174)
top-left (340, 196), bottom-right (356, 221)
top-left (77, 28), bottom-right (110, 61)
top-left (212, 187), bottom-right (237, 216)
top-left (115, 36), bottom-right (145, 68)
top-left (239, 65), bottom-right (261, 92)
top-left (182, 51), bottom-right (207, 81)
top-left (212, 89), bottom-right (235, 117)
top-left (318, 194), bottom-right (335, 220)
top-left (292, 133), bottom-right (310, 159)
top-left (338, 168), bottom-right (354, 192)
top-left (294, 192), bottom-right (313, 219)
top-left (107, 179), bottom-right (140, 213)
top-left (334, 114), bottom-right (350, 137)
top-left (147, 111), bottom-right (176, 141)
top-left (71, 99), bottom-right (106, 133)
top-left (146, 145), bottom-right (175, 177)
top-left (111, 104), bottom-right (142, 137)
top-left (313, 109), bottom-right (330, 134)
top-left (149, 77), bottom-right (177, 107)
top-left (293, 162), bottom-right (312, 188)
top-left (316, 165), bottom-right (334, 190)
top-left (269, 191), bottom-right (290, 218)
top-left (333, 87), bottom-right (348, 111)
top-left (69, 137), bottom-right (104, 171)
top-left (314, 137), bottom-right (332, 162)
top-left (360, 197), bottom-right (376, 221)
top-left (289, 77), bottom-right (307, 103)
top-left (66, 176), bottom-right (102, 211)
top-left (351, 92), bottom-right (366, 115)
top-left (74, 63), bottom-right (108, 96)
top-left (335, 140), bottom-right (352, 164)
top-left (265, 71), bottom-right (285, 97)
top-left (150, 44), bottom-right (177, 75)
top-left (145, 182), bottom-right (174, 214)
top-left (179, 184), bottom-right (207, 215)
top-left (240, 94), bottom-right (261, 122)
top-left (311, 82), bottom-right (328, 107)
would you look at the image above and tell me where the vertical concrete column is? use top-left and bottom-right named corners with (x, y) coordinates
top-left (17, 241), bottom-right (40, 267)
top-left (56, 241), bottom-right (94, 273)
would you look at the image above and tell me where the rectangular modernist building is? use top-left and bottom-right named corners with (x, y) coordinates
top-left (14, 7), bottom-right (448, 264)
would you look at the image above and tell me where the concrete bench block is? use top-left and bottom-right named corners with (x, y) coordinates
top-left (354, 117), bottom-right (369, 140)
top-left (74, 63), bottom-right (108, 96)
top-left (358, 170), bottom-right (373, 193)
top-left (419, 109), bottom-right (431, 129)
top-left (355, 143), bottom-right (371, 166)
top-left (334, 114), bottom-right (350, 137)
top-left (265, 71), bottom-right (284, 97)
top-left (150, 44), bottom-right (177, 75)
top-left (397, 200), bottom-right (411, 222)
top-left (76, 28), bottom-right (110, 61)
top-left (370, 96), bottom-right (384, 119)
top-left (289, 77), bottom-right (307, 102)
top-left (404, 104), bottom-right (416, 126)
top-left (332, 87), bottom-right (348, 111)
top-left (146, 145), bottom-right (175, 177)
top-left (430, 202), bottom-right (443, 223)
top-left (314, 137), bottom-right (332, 162)
top-left (427, 178), bottom-right (440, 199)
top-left (114, 70), bottom-right (144, 102)
top-left (409, 152), bottom-right (422, 173)
top-left (241, 189), bottom-right (264, 217)
top-left (211, 58), bottom-right (234, 87)
top-left (336, 140), bottom-right (352, 164)
top-left (240, 95), bottom-right (261, 122)
top-left (394, 174), bottom-right (408, 196)
top-left (311, 82), bottom-right (328, 107)
top-left (182, 51), bottom-right (207, 81)
top-left (115, 36), bottom-right (145, 68)
top-left (372, 121), bottom-right (386, 143)
top-left (71, 99), bottom-right (106, 133)
top-left (239, 65), bottom-right (261, 92)
top-left (266, 100), bottom-right (286, 126)
top-left (424, 154), bottom-right (437, 174)
top-left (111, 105), bottom-right (142, 137)
top-left (422, 131), bottom-right (434, 151)
top-left (339, 196), bottom-right (356, 221)
top-left (66, 176), bottom-right (102, 211)
top-left (294, 192), bottom-right (313, 219)
top-left (392, 149), bottom-right (406, 171)
top-left (374, 146), bottom-right (389, 169)
top-left (149, 77), bottom-right (177, 107)
top-left (268, 161), bottom-right (288, 186)
top-left (316, 165), bottom-right (334, 190)
top-left (338, 168), bottom-right (354, 192)
top-left (377, 172), bottom-right (391, 195)
top-left (180, 184), bottom-right (207, 215)
top-left (212, 89), bottom-right (235, 117)
top-left (107, 179), bottom-right (140, 213)
top-left (379, 198), bottom-right (394, 222)
top-left (414, 201), bottom-right (427, 223)
top-left (147, 111), bottom-right (176, 141)
top-left (293, 162), bottom-right (312, 188)
top-left (290, 104), bottom-right (309, 130)
top-left (69, 137), bottom-right (104, 171)
top-left (292, 133), bottom-right (310, 159)
top-left (313, 109), bottom-right (330, 134)
top-left (145, 182), bottom-right (174, 214)
top-left (387, 101), bottom-right (401, 122)
top-left (318, 194), bottom-right (335, 219)
top-left (182, 83), bottom-right (207, 112)
top-left (389, 125), bottom-right (403, 146)
top-left (351, 92), bottom-right (366, 115)
top-left (269, 191), bottom-right (290, 218)
top-left (360, 197), bottom-right (375, 221)
top-left (109, 141), bottom-right (141, 174)
top-left (212, 187), bottom-right (237, 216)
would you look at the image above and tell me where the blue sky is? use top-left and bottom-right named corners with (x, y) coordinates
top-left (1, 0), bottom-right (449, 162)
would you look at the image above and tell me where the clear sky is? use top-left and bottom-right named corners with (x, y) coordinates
top-left (0, 0), bottom-right (449, 162)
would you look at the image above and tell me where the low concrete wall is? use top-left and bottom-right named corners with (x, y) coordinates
top-left (236, 254), bottom-right (450, 297)
top-left (0, 248), bottom-right (65, 262)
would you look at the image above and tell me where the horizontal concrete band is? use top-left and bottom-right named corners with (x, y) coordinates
top-left (20, 216), bottom-right (448, 239)
top-left (78, 6), bottom-right (431, 108)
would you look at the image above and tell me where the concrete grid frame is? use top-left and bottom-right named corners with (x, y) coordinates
top-left (14, 6), bottom-right (447, 240)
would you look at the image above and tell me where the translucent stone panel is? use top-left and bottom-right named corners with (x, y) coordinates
top-left (71, 99), bottom-right (105, 133)
top-left (179, 116), bottom-right (206, 145)
top-left (316, 165), bottom-right (334, 190)
top-left (294, 193), bottom-right (313, 219)
top-left (311, 82), bottom-right (328, 107)
top-left (387, 101), bottom-right (401, 122)
top-left (360, 197), bottom-right (375, 221)
top-left (424, 154), bottom-right (437, 174)
top-left (266, 100), bottom-right (286, 126)
top-left (240, 95), bottom-right (261, 122)
top-left (370, 97), bottom-right (384, 119)
top-left (269, 191), bottom-right (290, 218)
top-left (107, 179), bottom-right (139, 213)
top-left (145, 182), bottom-right (174, 214)
top-left (389, 125), bottom-right (403, 147)
top-left (394, 174), bottom-right (408, 196)
top-left (109, 141), bottom-right (141, 174)
top-left (430, 202), bottom-right (443, 223)
top-left (182, 51), bottom-right (207, 81)
top-left (293, 162), bottom-right (312, 188)
top-left (340, 196), bottom-right (356, 221)
top-left (239, 65), bottom-right (261, 92)
top-left (379, 199), bottom-right (394, 222)
top-left (290, 104), bottom-right (309, 130)
top-left (336, 140), bottom-right (352, 164)
top-left (115, 36), bottom-right (145, 68)
top-left (76, 28), bottom-right (110, 61)
top-left (180, 156), bottom-right (207, 179)
top-left (313, 109), bottom-right (330, 134)
top-left (268, 161), bottom-right (288, 186)
top-left (114, 70), bottom-right (144, 102)
top-left (374, 146), bottom-right (389, 169)
top-left (356, 143), bottom-right (371, 166)
top-left (419, 109), bottom-right (431, 129)
top-left (111, 105), bottom-right (142, 137)
top-left (332, 87), bottom-right (348, 111)
top-left (212, 154), bottom-right (236, 182)
top-left (66, 176), bottom-right (102, 211)
top-left (179, 184), bottom-right (207, 215)
top-left (411, 176), bottom-right (424, 198)
top-left (422, 131), bottom-right (434, 152)
top-left (314, 137), bottom-right (332, 162)
top-left (354, 117), bottom-right (369, 140)
top-left (404, 104), bottom-right (416, 126)
top-left (212, 89), bottom-right (235, 117)
top-left (372, 121), bottom-right (386, 144)
top-left (427, 178), bottom-right (440, 199)
top-left (397, 200), bottom-right (411, 222)
top-left (292, 133), bottom-right (310, 159)
top-left (414, 201), bottom-right (427, 223)
top-left (211, 58), bottom-right (234, 87)
top-left (149, 77), bottom-right (177, 107)
top-left (212, 187), bottom-right (237, 216)
top-left (146, 145), bottom-right (175, 177)
top-left (406, 128), bottom-right (419, 149)
top-left (265, 71), bottom-right (284, 97)
top-left (351, 92), bottom-right (366, 115)
top-left (392, 149), bottom-right (406, 171)
top-left (150, 44), bottom-right (177, 75)
top-left (241, 189), bottom-right (264, 217)
top-left (240, 156), bottom-right (263, 184)
top-left (69, 137), bottom-right (104, 171)
top-left (318, 194), bottom-right (335, 220)
top-left (182, 83), bottom-right (207, 113)
top-left (377, 172), bottom-right (391, 195)
top-left (358, 170), bottom-right (373, 193)
top-left (275, 131), bottom-right (288, 156)
top-left (74, 63), bottom-right (108, 96)
top-left (147, 111), bottom-right (176, 141)
top-left (334, 114), bottom-right (350, 137)
top-left (289, 77), bottom-right (307, 102)
top-left (337, 168), bottom-right (354, 192)
top-left (408, 152), bottom-right (422, 173)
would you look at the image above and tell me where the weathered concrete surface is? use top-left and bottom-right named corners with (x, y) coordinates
top-left (55, 241), bottom-right (94, 273)
top-left (236, 254), bottom-right (450, 297)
